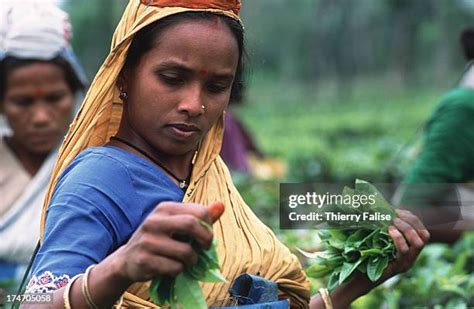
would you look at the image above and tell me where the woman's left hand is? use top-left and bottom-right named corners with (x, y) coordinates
top-left (310, 209), bottom-right (430, 308)
top-left (382, 209), bottom-right (430, 279)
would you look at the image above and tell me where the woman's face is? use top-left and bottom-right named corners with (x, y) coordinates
top-left (2, 62), bottom-right (74, 155)
top-left (120, 17), bottom-right (239, 157)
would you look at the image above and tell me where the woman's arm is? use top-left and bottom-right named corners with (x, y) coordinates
top-left (22, 202), bottom-right (223, 308)
top-left (21, 256), bottom-right (131, 308)
top-left (310, 273), bottom-right (375, 308)
top-left (309, 209), bottom-right (430, 309)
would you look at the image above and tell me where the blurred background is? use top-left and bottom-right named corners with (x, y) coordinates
top-left (61, 0), bottom-right (474, 183)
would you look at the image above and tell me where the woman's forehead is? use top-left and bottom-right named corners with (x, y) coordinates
top-left (141, 19), bottom-right (239, 72)
top-left (6, 63), bottom-right (67, 92)
top-left (153, 17), bottom-right (236, 49)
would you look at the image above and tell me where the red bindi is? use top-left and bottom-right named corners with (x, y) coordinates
top-left (35, 88), bottom-right (44, 97)
top-left (198, 69), bottom-right (209, 77)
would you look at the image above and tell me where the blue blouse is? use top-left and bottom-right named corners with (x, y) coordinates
top-left (27, 146), bottom-right (184, 292)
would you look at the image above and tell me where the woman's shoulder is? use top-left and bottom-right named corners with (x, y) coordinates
top-left (59, 145), bottom-right (170, 186)
top-left (72, 145), bottom-right (144, 171)
top-left (55, 146), bottom-right (138, 191)
top-left (53, 145), bottom-right (183, 210)
top-left (439, 87), bottom-right (474, 110)
top-left (427, 87), bottom-right (474, 127)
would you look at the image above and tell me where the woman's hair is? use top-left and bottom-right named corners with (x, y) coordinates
top-left (0, 56), bottom-right (85, 102)
top-left (460, 27), bottom-right (474, 61)
top-left (123, 11), bottom-right (245, 103)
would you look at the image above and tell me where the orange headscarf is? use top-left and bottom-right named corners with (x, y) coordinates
top-left (40, 1), bottom-right (310, 307)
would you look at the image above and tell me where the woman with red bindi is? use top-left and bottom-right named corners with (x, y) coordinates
top-left (0, 0), bottom-right (86, 288)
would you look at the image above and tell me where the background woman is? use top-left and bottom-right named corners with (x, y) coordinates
top-left (399, 26), bottom-right (474, 243)
top-left (0, 0), bottom-right (86, 286)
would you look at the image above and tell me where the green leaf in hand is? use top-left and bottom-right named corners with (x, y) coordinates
top-left (367, 255), bottom-right (389, 282)
top-left (172, 273), bottom-right (207, 309)
top-left (305, 180), bottom-right (397, 290)
top-left (339, 259), bottom-right (365, 285)
top-left (149, 220), bottom-right (226, 308)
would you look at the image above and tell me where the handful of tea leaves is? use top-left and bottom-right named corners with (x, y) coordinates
top-left (305, 180), bottom-right (397, 290)
top-left (149, 220), bottom-right (226, 309)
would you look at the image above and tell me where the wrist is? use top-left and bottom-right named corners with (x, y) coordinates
top-left (98, 246), bottom-right (134, 289)
top-left (85, 246), bottom-right (133, 307)
top-left (331, 273), bottom-right (377, 308)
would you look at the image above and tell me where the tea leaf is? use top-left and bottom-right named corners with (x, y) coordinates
top-left (173, 272), bottom-right (207, 309)
top-left (149, 237), bottom-right (226, 307)
top-left (367, 255), bottom-right (388, 282)
top-left (339, 259), bottom-right (364, 285)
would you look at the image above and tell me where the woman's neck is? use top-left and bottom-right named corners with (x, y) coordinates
top-left (109, 132), bottom-right (195, 183)
top-left (5, 137), bottom-right (48, 176)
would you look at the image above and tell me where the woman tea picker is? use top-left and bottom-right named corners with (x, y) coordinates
top-left (25, 1), bottom-right (430, 308)
top-left (0, 0), bottom-right (86, 284)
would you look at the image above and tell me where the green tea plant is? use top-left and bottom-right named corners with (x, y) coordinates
top-left (305, 180), bottom-right (397, 290)
top-left (352, 232), bottom-right (474, 308)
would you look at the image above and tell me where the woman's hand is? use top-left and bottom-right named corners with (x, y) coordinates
top-left (112, 201), bottom-right (225, 284)
top-left (311, 209), bottom-right (430, 308)
top-left (382, 209), bottom-right (430, 279)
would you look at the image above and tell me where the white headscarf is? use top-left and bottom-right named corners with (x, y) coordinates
top-left (0, 0), bottom-right (87, 86)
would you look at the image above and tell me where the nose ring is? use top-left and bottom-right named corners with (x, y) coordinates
top-left (201, 105), bottom-right (206, 111)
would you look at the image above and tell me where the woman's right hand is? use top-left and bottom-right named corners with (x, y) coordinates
top-left (113, 201), bottom-right (225, 284)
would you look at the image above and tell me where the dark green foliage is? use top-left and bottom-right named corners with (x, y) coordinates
top-left (305, 180), bottom-right (396, 290)
top-left (352, 232), bottom-right (474, 308)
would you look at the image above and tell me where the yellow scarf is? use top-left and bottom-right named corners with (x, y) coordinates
top-left (40, 1), bottom-right (310, 307)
